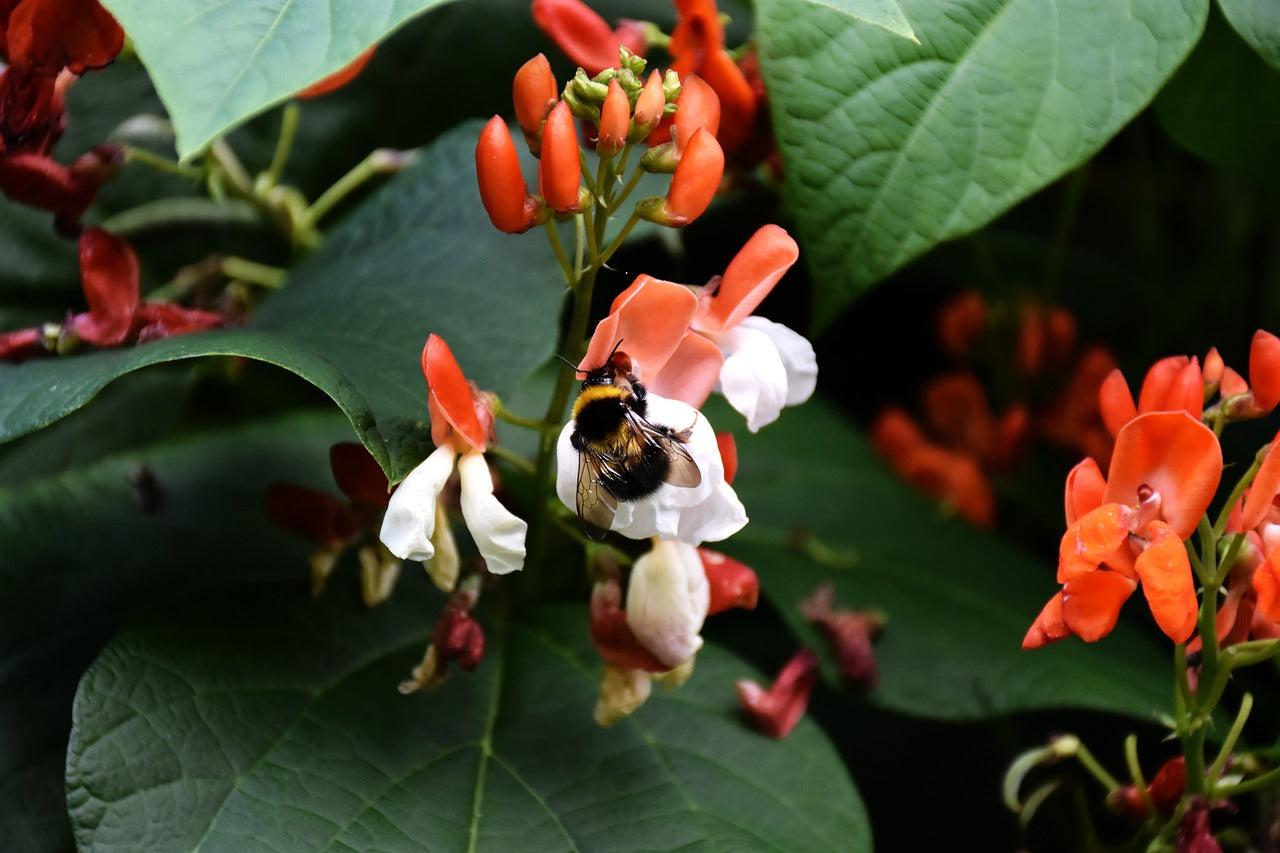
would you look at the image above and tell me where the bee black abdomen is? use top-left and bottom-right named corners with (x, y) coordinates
top-left (599, 448), bottom-right (670, 500)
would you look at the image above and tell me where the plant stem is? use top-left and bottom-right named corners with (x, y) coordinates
top-left (124, 145), bottom-right (204, 180)
top-left (264, 102), bottom-right (301, 189)
top-left (1206, 692), bottom-right (1252, 793)
top-left (221, 256), bottom-right (285, 288)
top-left (301, 148), bottom-right (413, 233)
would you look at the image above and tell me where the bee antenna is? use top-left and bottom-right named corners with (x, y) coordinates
top-left (607, 338), bottom-right (624, 362)
top-left (553, 353), bottom-right (582, 374)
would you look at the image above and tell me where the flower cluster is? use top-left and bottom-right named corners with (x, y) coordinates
top-left (1011, 330), bottom-right (1280, 845)
top-left (0, 0), bottom-right (125, 229)
top-left (532, 0), bottom-right (772, 167)
top-left (364, 45), bottom-right (817, 725)
top-left (871, 290), bottom-right (1116, 528)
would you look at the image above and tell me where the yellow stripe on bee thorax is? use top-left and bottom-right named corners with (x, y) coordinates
top-left (572, 384), bottom-right (627, 419)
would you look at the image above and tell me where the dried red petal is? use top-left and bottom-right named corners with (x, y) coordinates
top-left (73, 226), bottom-right (138, 346)
top-left (736, 649), bottom-right (819, 739)
top-left (264, 482), bottom-right (365, 548)
top-left (7, 0), bottom-right (124, 74)
top-left (329, 442), bottom-right (391, 507)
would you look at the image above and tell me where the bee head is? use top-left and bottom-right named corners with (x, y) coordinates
top-left (568, 340), bottom-right (632, 390)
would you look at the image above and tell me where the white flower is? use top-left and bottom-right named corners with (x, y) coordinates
top-left (380, 445), bottom-right (527, 579)
top-left (555, 393), bottom-right (747, 543)
top-left (713, 316), bottom-right (817, 432)
top-left (625, 539), bottom-right (710, 668)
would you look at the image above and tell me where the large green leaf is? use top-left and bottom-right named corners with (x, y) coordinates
top-left (1155, 5), bottom-right (1280, 176)
top-left (1219, 0), bottom-right (1280, 70)
top-left (756, 0), bottom-right (1208, 327)
top-left (66, 582), bottom-right (870, 850)
top-left (0, 123), bottom-right (564, 482)
top-left (718, 396), bottom-right (1172, 721)
top-left (100, 0), bottom-right (457, 160)
top-left (0, 410), bottom-right (356, 852)
top-left (801, 0), bottom-right (915, 41)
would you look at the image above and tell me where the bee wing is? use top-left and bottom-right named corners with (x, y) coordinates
top-left (632, 414), bottom-right (702, 489)
top-left (576, 449), bottom-right (619, 539)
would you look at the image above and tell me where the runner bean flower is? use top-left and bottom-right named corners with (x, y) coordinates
top-left (380, 335), bottom-right (528, 584)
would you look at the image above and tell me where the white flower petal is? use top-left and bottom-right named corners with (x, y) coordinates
top-left (379, 445), bottom-right (456, 561)
top-left (555, 393), bottom-right (746, 543)
top-left (740, 316), bottom-right (818, 407)
top-left (626, 539), bottom-right (710, 668)
top-left (716, 325), bottom-right (789, 432)
top-left (457, 451), bottom-right (527, 574)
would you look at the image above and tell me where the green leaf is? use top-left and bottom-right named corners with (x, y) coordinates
top-left (1155, 5), bottom-right (1280, 175)
top-left (0, 410), bottom-right (357, 852)
top-left (756, 0), bottom-right (1208, 327)
top-left (100, 0), bottom-right (456, 160)
top-left (1219, 0), bottom-right (1280, 70)
top-left (798, 0), bottom-right (916, 42)
top-left (67, 583), bottom-right (869, 850)
top-left (718, 396), bottom-right (1172, 721)
top-left (0, 123), bottom-right (564, 482)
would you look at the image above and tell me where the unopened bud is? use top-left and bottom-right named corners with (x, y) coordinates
top-left (513, 53), bottom-right (558, 154)
top-left (538, 101), bottom-right (583, 213)
top-left (596, 78), bottom-right (629, 158)
top-left (629, 70), bottom-right (667, 142)
top-left (475, 116), bottom-right (541, 233)
top-left (636, 128), bottom-right (723, 227)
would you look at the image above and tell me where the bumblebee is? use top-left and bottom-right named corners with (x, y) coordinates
top-left (569, 346), bottom-right (701, 538)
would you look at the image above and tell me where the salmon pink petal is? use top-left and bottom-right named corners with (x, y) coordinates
top-left (73, 227), bottom-right (138, 346)
top-left (1022, 592), bottom-right (1071, 649)
top-left (1134, 520), bottom-right (1198, 642)
top-left (671, 74), bottom-right (720, 152)
top-left (422, 334), bottom-right (487, 451)
top-left (646, 328), bottom-right (723, 408)
top-left (1062, 571), bottom-right (1137, 642)
top-left (1099, 369), bottom-right (1137, 437)
top-left (1242, 429), bottom-right (1280, 532)
top-left (1058, 503), bottom-right (1132, 583)
top-left (694, 225), bottom-right (799, 334)
top-left (1104, 411), bottom-right (1221, 540)
top-left (1250, 329), bottom-right (1280, 413)
top-left (582, 275), bottom-right (697, 381)
top-left (1064, 457), bottom-right (1107, 527)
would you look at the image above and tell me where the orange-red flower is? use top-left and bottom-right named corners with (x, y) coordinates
top-left (665, 0), bottom-right (758, 156)
top-left (294, 46), bottom-right (375, 99)
top-left (1025, 411), bottom-right (1222, 648)
top-left (5, 0), bottom-right (123, 75)
top-left (1098, 355), bottom-right (1203, 438)
top-left (530, 0), bottom-right (646, 76)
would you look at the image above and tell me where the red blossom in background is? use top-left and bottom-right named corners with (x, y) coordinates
top-left (530, 0), bottom-right (646, 76)
top-left (799, 584), bottom-right (884, 688)
top-left (736, 649), bottom-right (819, 739)
top-left (294, 46), bottom-right (375, 99)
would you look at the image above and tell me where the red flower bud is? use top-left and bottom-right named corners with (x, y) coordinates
top-left (538, 100), bottom-right (581, 213)
top-left (663, 127), bottom-right (722, 225)
top-left (596, 78), bottom-right (629, 158)
top-left (672, 73), bottom-right (720, 152)
top-left (475, 115), bottom-right (540, 233)
top-left (630, 70), bottom-right (666, 141)
top-left (513, 53), bottom-right (558, 152)
top-left (700, 549), bottom-right (758, 614)
top-left (295, 46), bottom-right (375, 99)
top-left (736, 649), bottom-right (819, 739)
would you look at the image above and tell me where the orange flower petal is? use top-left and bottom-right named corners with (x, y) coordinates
top-left (582, 275), bottom-right (697, 381)
top-left (422, 334), bottom-right (487, 451)
top-left (1137, 356), bottom-right (1192, 414)
top-left (1058, 503), bottom-right (1132, 583)
top-left (1099, 368), bottom-right (1137, 437)
top-left (672, 73), bottom-right (720, 152)
top-left (1134, 520), bottom-right (1198, 642)
top-left (295, 46), bottom-right (375, 98)
top-left (1242, 429), bottom-right (1280, 532)
top-left (1023, 591), bottom-right (1071, 649)
top-left (696, 48), bottom-right (757, 155)
top-left (1103, 411), bottom-right (1222, 540)
top-left (663, 127), bottom-right (723, 225)
top-left (1064, 457), bottom-right (1107, 527)
top-left (1250, 330), bottom-right (1280, 413)
top-left (1062, 571), bottom-right (1137, 642)
top-left (693, 224), bottom-right (799, 334)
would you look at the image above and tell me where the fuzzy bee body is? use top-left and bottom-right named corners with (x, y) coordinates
top-left (569, 352), bottom-right (700, 538)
